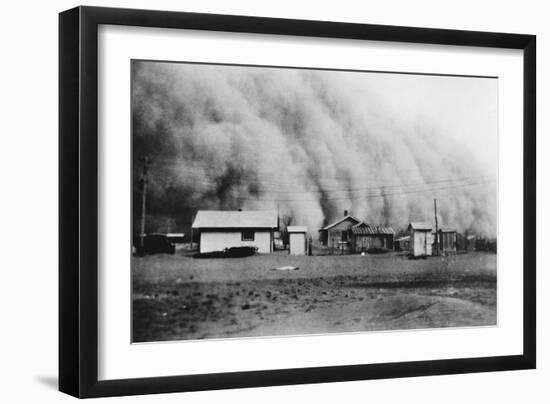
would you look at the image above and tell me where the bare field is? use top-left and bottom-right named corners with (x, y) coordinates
top-left (132, 252), bottom-right (496, 342)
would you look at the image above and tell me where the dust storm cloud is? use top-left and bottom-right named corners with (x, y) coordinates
top-left (132, 61), bottom-right (497, 238)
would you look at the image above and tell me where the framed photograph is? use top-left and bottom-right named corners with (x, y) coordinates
top-left (59, 6), bottom-right (536, 398)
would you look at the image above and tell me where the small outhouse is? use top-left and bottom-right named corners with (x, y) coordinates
top-left (288, 226), bottom-right (308, 255)
top-left (407, 222), bottom-right (434, 257)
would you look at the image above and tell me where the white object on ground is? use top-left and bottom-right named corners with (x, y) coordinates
top-left (272, 266), bottom-right (299, 271)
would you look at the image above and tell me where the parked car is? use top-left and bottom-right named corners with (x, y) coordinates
top-left (194, 246), bottom-right (258, 259)
top-left (135, 233), bottom-right (176, 255)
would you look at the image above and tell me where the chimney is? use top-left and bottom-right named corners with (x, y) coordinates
top-left (344, 210), bottom-right (348, 217)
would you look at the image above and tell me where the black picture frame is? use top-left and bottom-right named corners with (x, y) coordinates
top-left (59, 6), bottom-right (536, 398)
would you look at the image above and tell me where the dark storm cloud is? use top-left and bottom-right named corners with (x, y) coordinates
top-left (132, 61), bottom-right (497, 237)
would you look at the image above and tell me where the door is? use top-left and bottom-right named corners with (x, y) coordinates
top-left (416, 232), bottom-right (427, 256)
top-left (290, 233), bottom-right (306, 255)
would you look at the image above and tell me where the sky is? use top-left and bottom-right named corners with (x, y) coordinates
top-left (357, 72), bottom-right (497, 175)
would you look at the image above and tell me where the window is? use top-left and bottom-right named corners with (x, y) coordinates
top-left (341, 231), bottom-right (348, 242)
top-left (242, 230), bottom-right (255, 241)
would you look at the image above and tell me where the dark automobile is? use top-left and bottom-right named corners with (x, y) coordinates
top-left (194, 246), bottom-right (258, 259)
top-left (136, 233), bottom-right (176, 255)
top-left (367, 247), bottom-right (391, 254)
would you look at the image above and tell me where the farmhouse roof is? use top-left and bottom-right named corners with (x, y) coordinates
top-left (408, 222), bottom-right (432, 231)
top-left (287, 226), bottom-right (308, 233)
top-left (192, 210), bottom-right (278, 229)
top-left (320, 215), bottom-right (361, 231)
top-left (351, 222), bottom-right (395, 235)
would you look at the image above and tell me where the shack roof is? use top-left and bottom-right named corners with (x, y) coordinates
top-left (408, 222), bottom-right (432, 231)
top-left (287, 226), bottom-right (308, 233)
top-left (320, 215), bottom-right (361, 231)
top-left (437, 227), bottom-right (457, 233)
top-left (352, 222), bottom-right (395, 235)
top-left (192, 210), bottom-right (278, 229)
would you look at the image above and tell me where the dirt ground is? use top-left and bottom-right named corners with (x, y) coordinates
top-left (132, 252), bottom-right (496, 342)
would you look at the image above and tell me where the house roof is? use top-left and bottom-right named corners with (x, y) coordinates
top-left (287, 226), bottom-right (308, 233)
top-left (320, 215), bottom-right (361, 231)
top-left (351, 222), bottom-right (395, 235)
top-left (408, 222), bottom-right (432, 231)
top-left (192, 210), bottom-right (278, 229)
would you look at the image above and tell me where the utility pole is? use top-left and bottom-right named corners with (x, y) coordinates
top-left (434, 198), bottom-right (439, 256)
top-left (190, 212), bottom-right (195, 251)
top-left (139, 156), bottom-right (150, 255)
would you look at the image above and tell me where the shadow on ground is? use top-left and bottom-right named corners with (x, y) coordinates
top-left (35, 375), bottom-right (58, 390)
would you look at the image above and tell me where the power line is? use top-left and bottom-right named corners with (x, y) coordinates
top-left (145, 158), bottom-right (491, 190)
top-left (249, 177), bottom-right (492, 194)
top-left (145, 164), bottom-right (493, 193)
top-left (137, 156), bottom-right (495, 201)
top-left (236, 179), bottom-right (494, 202)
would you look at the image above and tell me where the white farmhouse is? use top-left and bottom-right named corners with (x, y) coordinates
top-left (192, 210), bottom-right (278, 254)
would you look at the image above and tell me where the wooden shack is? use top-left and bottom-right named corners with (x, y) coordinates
top-left (351, 222), bottom-right (395, 253)
top-left (456, 232), bottom-right (477, 252)
top-left (408, 222), bottom-right (434, 257)
top-left (434, 227), bottom-right (457, 255)
top-left (474, 237), bottom-right (497, 253)
top-left (394, 235), bottom-right (411, 251)
top-left (466, 235), bottom-right (476, 251)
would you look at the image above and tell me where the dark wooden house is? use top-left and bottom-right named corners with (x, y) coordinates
top-left (351, 222), bottom-right (395, 253)
top-left (433, 227), bottom-right (457, 255)
top-left (318, 211), bottom-right (360, 252)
